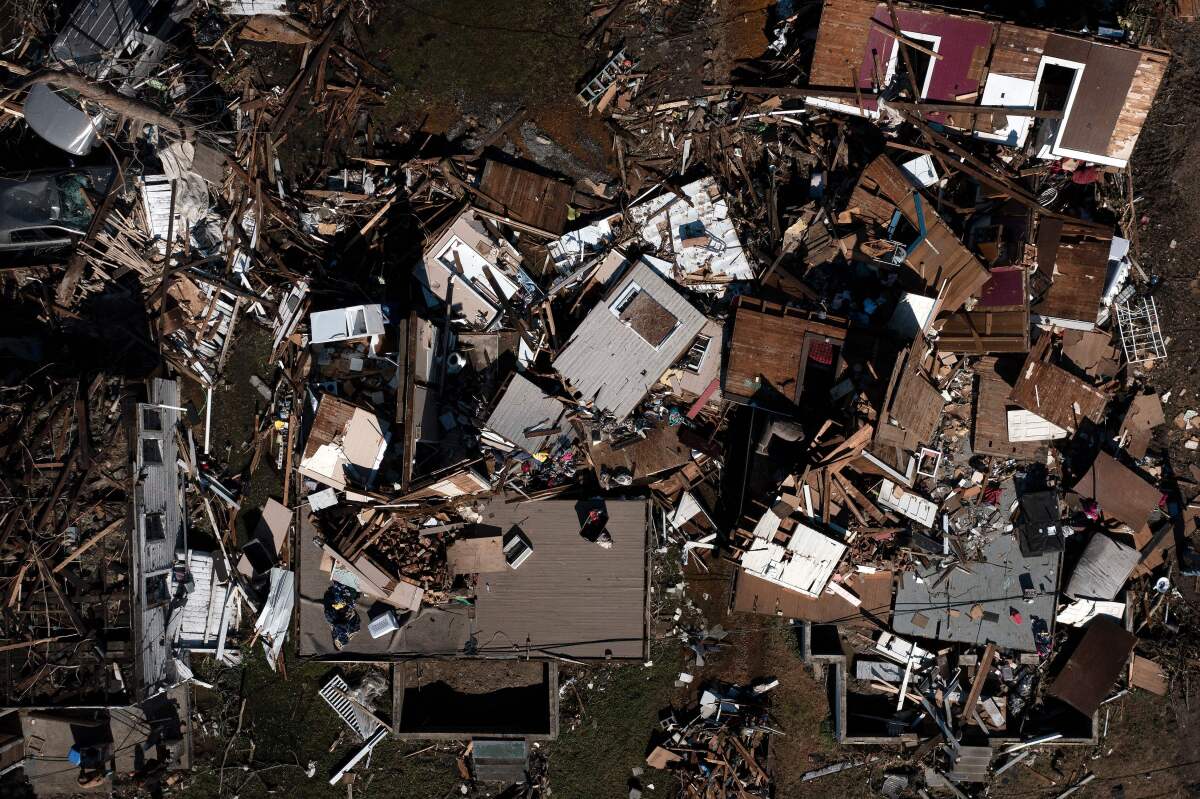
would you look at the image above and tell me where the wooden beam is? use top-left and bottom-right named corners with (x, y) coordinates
top-left (868, 18), bottom-right (944, 61)
top-left (52, 517), bottom-right (123, 573)
top-left (887, 100), bottom-right (1063, 119)
top-left (34, 551), bottom-right (87, 636)
top-left (885, 0), bottom-right (923, 100)
top-left (0, 634), bottom-right (79, 653)
top-left (962, 643), bottom-right (996, 725)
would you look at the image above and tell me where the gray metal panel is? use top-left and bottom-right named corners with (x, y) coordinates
top-left (134, 378), bottom-right (181, 696)
top-left (892, 532), bottom-right (1059, 652)
top-left (484, 373), bottom-right (572, 455)
top-left (1065, 534), bottom-right (1140, 601)
top-left (21, 85), bottom-right (102, 155)
top-left (553, 261), bottom-right (706, 419)
top-left (855, 660), bottom-right (904, 682)
top-left (53, 0), bottom-right (156, 73)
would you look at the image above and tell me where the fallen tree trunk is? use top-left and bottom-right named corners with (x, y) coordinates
top-left (15, 69), bottom-right (187, 137)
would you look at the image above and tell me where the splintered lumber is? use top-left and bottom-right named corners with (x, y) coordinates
top-left (833, 472), bottom-right (886, 523)
top-left (34, 551), bottom-right (86, 636)
top-left (52, 517), bottom-right (124, 573)
top-left (867, 18), bottom-right (943, 60)
top-left (816, 425), bottom-right (873, 468)
top-left (962, 643), bottom-right (996, 724)
top-left (0, 634), bottom-right (79, 653)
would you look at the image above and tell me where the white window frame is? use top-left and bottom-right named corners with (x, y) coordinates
top-left (883, 32), bottom-right (942, 100)
top-left (1032, 56), bottom-right (1125, 167)
top-left (610, 282), bottom-right (643, 316)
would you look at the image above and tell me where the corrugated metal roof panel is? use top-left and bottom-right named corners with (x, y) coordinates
top-left (553, 260), bottom-right (706, 419)
top-left (484, 373), bottom-right (572, 456)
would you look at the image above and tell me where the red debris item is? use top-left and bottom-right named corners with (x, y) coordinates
top-left (1071, 165), bottom-right (1101, 184)
top-left (1010, 608), bottom-right (1023, 624)
top-left (982, 487), bottom-right (1002, 505)
top-left (808, 340), bottom-right (834, 366)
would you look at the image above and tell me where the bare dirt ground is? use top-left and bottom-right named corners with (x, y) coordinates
top-left (1132, 18), bottom-right (1200, 464)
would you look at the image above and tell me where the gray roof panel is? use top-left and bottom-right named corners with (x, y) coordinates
top-left (553, 260), bottom-right (706, 419)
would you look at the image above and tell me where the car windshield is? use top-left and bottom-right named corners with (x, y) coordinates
top-left (53, 173), bottom-right (96, 228)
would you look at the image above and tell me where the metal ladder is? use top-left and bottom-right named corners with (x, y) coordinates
top-left (578, 48), bottom-right (630, 105)
top-left (1116, 293), bottom-right (1167, 364)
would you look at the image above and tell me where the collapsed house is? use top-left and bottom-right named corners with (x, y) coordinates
top-left (805, 0), bottom-right (1168, 167)
top-left (0, 0), bottom-right (1191, 794)
top-left (554, 259), bottom-right (707, 420)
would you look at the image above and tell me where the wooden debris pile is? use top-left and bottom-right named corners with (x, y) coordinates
top-left (0, 375), bottom-right (136, 706)
top-left (645, 683), bottom-right (777, 798)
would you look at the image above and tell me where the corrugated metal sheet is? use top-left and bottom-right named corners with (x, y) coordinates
top-left (224, 0), bottom-right (288, 15)
top-left (471, 498), bottom-right (649, 659)
top-left (1065, 533), bottom-right (1140, 601)
top-left (739, 520), bottom-right (846, 598)
top-left (172, 551), bottom-right (233, 648)
top-left (484, 373), bottom-right (572, 455)
top-left (53, 0), bottom-right (155, 72)
top-left (134, 378), bottom-right (181, 695)
top-left (553, 261), bottom-right (705, 419)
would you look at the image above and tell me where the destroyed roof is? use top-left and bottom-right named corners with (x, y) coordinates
top-left (733, 569), bottom-right (893, 626)
top-left (1047, 616), bottom-right (1136, 716)
top-left (722, 297), bottom-right (847, 409)
top-left (477, 159), bottom-right (572, 235)
top-left (484, 373), bottom-right (573, 456)
top-left (806, 0), bottom-right (1168, 166)
top-left (627, 176), bottom-right (754, 287)
top-left (847, 156), bottom-right (990, 313)
top-left (1008, 335), bottom-right (1108, 433)
top-left (1033, 221), bottom-right (1114, 330)
top-left (298, 394), bottom-right (388, 491)
top-left (1070, 451), bottom-right (1161, 532)
top-left (876, 344), bottom-right (943, 452)
top-left (51, 0), bottom-right (157, 72)
top-left (972, 356), bottom-right (1049, 459)
top-left (133, 378), bottom-right (183, 697)
top-left (1065, 533), bottom-right (1140, 601)
top-left (937, 266), bottom-right (1030, 353)
top-left (415, 209), bottom-right (524, 330)
top-left (892, 532), bottom-right (1059, 651)
top-left (739, 515), bottom-right (847, 598)
top-left (297, 499), bottom-right (649, 660)
top-left (554, 259), bottom-right (706, 419)
top-left (470, 498), bottom-right (650, 659)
